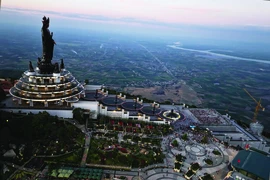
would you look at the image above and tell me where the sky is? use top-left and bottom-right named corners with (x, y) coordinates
top-left (2, 0), bottom-right (270, 27)
top-left (1, 0), bottom-right (270, 46)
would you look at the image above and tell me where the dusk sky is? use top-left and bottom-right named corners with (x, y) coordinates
top-left (2, 0), bottom-right (270, 27)
top-left (1, 0), bottom-right (270, 45)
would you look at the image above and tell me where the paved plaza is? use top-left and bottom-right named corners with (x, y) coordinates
top-left (58, 111), bottom-right (239, 180)
top-left (108, 129), bottom-right (238, 180)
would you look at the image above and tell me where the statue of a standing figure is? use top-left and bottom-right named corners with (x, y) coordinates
top-left (41, 16), bottom-right (56, 63)
top-left (54, 63), bottom-right (60, 73)
top-left (29, 61), bottom-right (34, 72)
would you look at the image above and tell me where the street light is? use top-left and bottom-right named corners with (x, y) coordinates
top-left (223, 134), bottom-right (227, 142)
top-left (261, 141), bottom-right (266, 151)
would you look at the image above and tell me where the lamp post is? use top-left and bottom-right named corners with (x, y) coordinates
top-left (223, 134), bottom-right (227, 142)
top-left (180, 159), bottom-right (184, 173)
top-left (261, 142), bottom-right (266, 151)
top-left (258, 139), bottom-right (264, 150)
top-left (134, 98), bottom-right (137, 110)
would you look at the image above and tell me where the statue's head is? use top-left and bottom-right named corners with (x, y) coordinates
top-left (42, 16), bottom-right (50, 28)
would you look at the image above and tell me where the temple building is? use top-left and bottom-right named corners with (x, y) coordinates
top-left (9, 16), bottom-right (85, 108)
top-left (9, 60), bottom-right (84, 107)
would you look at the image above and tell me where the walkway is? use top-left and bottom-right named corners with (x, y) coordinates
top-left (81, 133), bottom-right (91, 166)
top-left (4, 157), bottom-right (38, 180)
top-left (59, 118), bottom-right (92, 167)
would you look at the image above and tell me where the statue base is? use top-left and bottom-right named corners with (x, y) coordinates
top-left (38, 61), bottom-right (55, 74)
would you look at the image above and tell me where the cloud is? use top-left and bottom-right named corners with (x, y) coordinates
top-left (2, 7), bottom-right (270, 31)
top-left (170, 6), bottom-right (222, 13)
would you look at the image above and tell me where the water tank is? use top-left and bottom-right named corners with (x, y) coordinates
top-left (250, 122), bottom-right (264, 135)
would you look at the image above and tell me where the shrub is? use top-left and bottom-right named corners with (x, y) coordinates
top-left (181, 134), bottom-right (189, 141)
top-left (212, 150), bottom-right (221, 156)
top-left (185, 170), bottom-right (194, 177)
top-left (204, 159), bottom-right (213, 165)
top-left (190, 162), bottom-right (200, 171)
top-left (201, 173), bottom-right (214, 180)
top-left (171, 140), bottom-right (178, 147)
top-left (175, 154), bottom-right (185, 162)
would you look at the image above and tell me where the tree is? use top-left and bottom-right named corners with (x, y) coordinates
top-left (72, 108), bottom-right (84, 124)
top-left (84, 79), bottom-right (89, 84)
top-left (0, 163), bottom-right (3, 180)
top-left (0, 86), bottom-right (6, 101)
top-left (201, 135), bottom-right (208, 144)
top-left (87, 110), bottom-right (96, 129)
top-left (212, 149), bottom-right (221, 156)
top-left (175, 154), bottom-right (185, 162)
top-left (181, 134), bottom-right (188, 141)
top-left (132, 159), bottom-right (140, 168)
top-left (171, 140), bottom-right (178, 147)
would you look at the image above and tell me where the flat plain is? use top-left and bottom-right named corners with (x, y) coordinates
top-left (0, 25), bottom-right (270, 130)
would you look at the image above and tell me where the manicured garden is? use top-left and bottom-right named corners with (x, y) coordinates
top-left (95, 115), bottom-right (172, 136)
top-left (87, 134), bottom-right (164, 168)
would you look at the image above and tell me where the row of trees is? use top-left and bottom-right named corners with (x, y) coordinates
top-left (0, 111), bottom-right (84, 165)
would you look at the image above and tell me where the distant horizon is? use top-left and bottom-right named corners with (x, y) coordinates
top-left (1, 7), bottom-right (270, 44)
top-left (2, 0), bottom-right (270, 27)
top-left (1, 4), bottom-right (270, 62)
top-left (1, 7), bottom-right (270, 62)
top-left (2, 5), bottom-right (270, 30)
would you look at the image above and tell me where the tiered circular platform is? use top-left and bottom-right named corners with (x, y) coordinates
top-left (101, 96), bottom-right (124, 106)
top-left (140, 105), bottom-right (162, 116)
top-left (121, 101), bottom-right (143, 111)
top-left (9, 69), bottom-right (84, 107)
top-left (8, 17), bottom-right (85, 108)
top-left (84, 91), bottom-right (105, 101)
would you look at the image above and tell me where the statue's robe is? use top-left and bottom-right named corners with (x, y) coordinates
top-left (41, 27), bottom-right (55, 62)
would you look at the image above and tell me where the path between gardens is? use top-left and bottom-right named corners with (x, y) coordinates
top-left (58, 118), bottom-right (91, 167)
